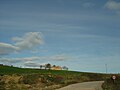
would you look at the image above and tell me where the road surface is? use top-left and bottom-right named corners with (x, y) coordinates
top-left (56, 81), bottom-right (104, 90)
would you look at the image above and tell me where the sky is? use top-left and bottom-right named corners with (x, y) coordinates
top-left (0, 0), bottom-right (120, 73)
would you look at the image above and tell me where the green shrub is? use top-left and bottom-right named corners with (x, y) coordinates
top-left (46, 75), bottom-right (54, 82)
top-left (21, 74), bottom-right (40, 84)
top-left (0, 80), bottom-right (5, 90)
top-left (102, 76), bottom-right (120, 90)
top-left (54, 75), bottom-right (64, 84)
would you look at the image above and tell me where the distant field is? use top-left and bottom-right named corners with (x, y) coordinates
top-left (0, 65), bottom-right (110, 79)
top-left (0, 65), bottom-right (107, 80)
top-left (0, 65), bottom-right (82, 75)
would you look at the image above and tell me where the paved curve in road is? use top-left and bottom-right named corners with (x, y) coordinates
top-left (56, 81), bottom-right (104, 90)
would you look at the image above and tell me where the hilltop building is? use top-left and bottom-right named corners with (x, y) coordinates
top-left (51, 66), bottom-right (62, 70)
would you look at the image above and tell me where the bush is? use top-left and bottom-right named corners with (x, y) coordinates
top-left (54, 75), bottom-right (64, 84)
top-left (21, 74), bottom-right (40, 84)
top-left (0, 80), bottom-right (5, 90)
top-left (102, 76), bottom-right (120, 90)
top-left (46, 75), bottom-right (54, 82)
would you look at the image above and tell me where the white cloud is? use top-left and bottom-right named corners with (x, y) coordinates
top-left (104, 1), bottom-right (120, 10)
top-left (0, 54), bottom-right (71, 68)
top-left (12, 32), bottom-right (44, 50)
top-left (0, 43), bottom-right (19, 55)
top-left (24, 61), bottom-right (40, 67)
top-left (0, 32), bottom-right (44, 55)
top-left (49, 54), bottom-right (69, 61)
top-left (30, 49), bottom-right (48, 54)
top-left (22, 54), bottom-right (71, 61)
top-left (22, 56), bottom-right (41, 61)
top-left (0, 57), bottom-right (21, 63)
top-left (0, 54), bottom-right (71, 65)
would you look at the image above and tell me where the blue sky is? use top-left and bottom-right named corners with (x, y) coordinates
top-left (0, 0), bottom-right (120, 73)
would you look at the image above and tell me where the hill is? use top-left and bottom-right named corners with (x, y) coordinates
top-left (0, 65), bottom-right (119, 90)
top-left (0, 65), bottom-right (80, 75)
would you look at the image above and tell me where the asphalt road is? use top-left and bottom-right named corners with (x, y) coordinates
top-left (56, 81), bottom-right (104, 90)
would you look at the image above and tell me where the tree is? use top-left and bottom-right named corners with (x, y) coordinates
top-left (53, 65), bottom-right (56, 67)
top-left (45, 63), bottom-right (51, 70)
top-left (62, 66), bottom-right (68, 70)
top-left (40, 65), bottom-right (42, 69)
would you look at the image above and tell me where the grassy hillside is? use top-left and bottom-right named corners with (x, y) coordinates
top-left (0, 65), bottom-right (105, 74)
top-left (0, 65), bottom-right (67, 75)
top-left (0, 65), bottom-right (108, 80)
top-left (0, 65), bottom-right (118, 90)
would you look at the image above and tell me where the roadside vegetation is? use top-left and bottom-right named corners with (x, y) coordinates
top-left (102, 75), bottom-right (120, 90)
top-left (0, 65), bottom-right (119, 90)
